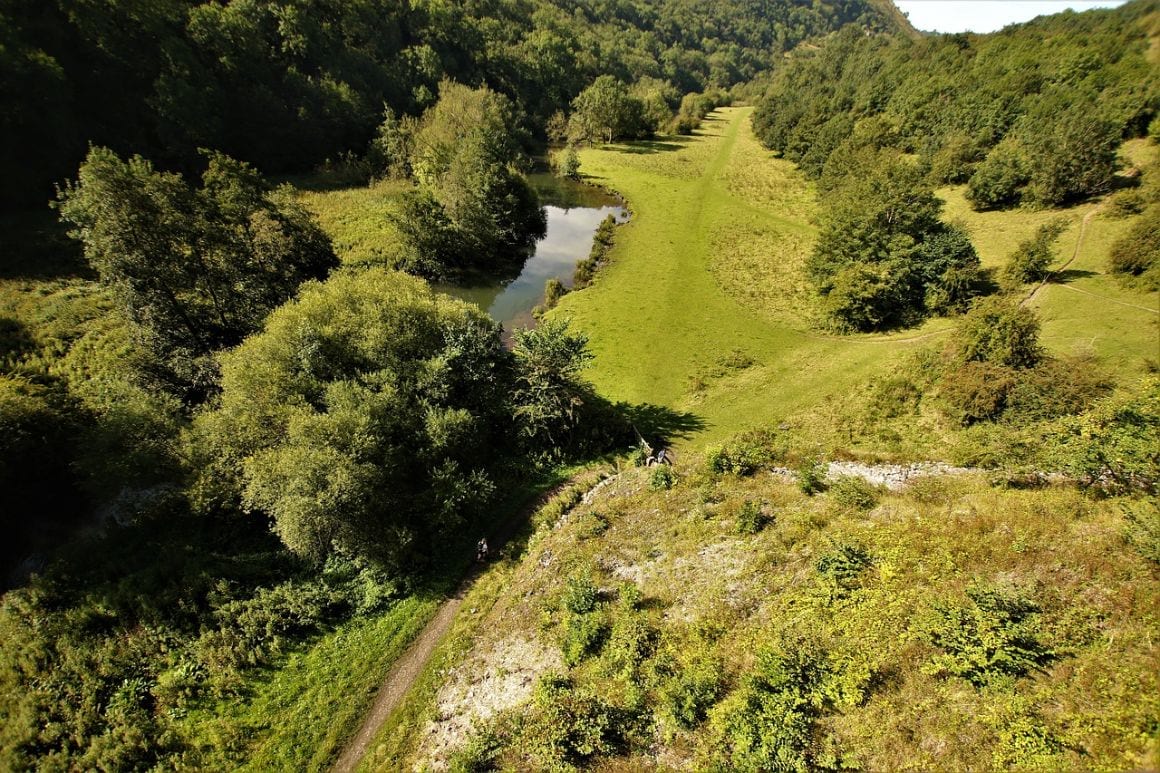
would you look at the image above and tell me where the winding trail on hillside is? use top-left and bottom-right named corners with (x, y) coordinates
top-left (330, 479), bottom-right (579, 773)
top-left (1022, 206), bottom-right (1097, 307)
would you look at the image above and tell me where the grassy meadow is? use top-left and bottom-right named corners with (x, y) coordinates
top-left (553, 108), bottom-right (1158, 450)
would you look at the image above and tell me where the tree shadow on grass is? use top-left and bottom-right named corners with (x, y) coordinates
top-left (616, 137), bottom-right (691, 155)
top-left (1050, 268), bottom-right (1098, 283)
top-left (621, 402), bottom-right (707, 444)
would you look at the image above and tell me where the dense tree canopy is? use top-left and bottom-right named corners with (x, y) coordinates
top-left (189, 269), bottom-right (515, 567)
top-left (0, 0), bottom-right (898, 209)
top-left (808, 148), bottom-right (982, 331)
top-left (753, 2), bottom-right (1158, 208)
top-left (55, 148), bottom-right (337, 395)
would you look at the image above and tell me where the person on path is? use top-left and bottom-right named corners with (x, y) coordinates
top-left (476, 537), bottom-right (489, 562)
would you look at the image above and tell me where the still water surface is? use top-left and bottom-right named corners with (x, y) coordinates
top-left (441, 172), bottom-right (626, 334)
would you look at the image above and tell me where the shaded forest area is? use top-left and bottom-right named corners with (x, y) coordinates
top-left (0, 0), bottom-right (894, 209)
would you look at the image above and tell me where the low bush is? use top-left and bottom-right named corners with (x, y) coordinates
top-left (816, 541), bottom-right (874, 593)
top-left (1124, 500), bottom-right (1160, 565)
top-left (919, 582), bottom-right (1050, 686)
top-left (827, 477), bottom-right (880, 511)
top-left (706, 429), bottom-right (785, 476)
top-left (649, 465), bottom-right (676, 490)
top-left (940, 361), bottom-right (1017, 425)
top-left (735, 499), bottom-right (770, 535)
top-left (797, 459), bottom-right (828, 495)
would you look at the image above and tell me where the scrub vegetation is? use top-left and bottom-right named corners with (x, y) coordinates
top-left (1, 0), bottom-right (1158, 770)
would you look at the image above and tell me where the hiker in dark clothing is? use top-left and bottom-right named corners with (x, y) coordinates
top-left (476, 537), bottom-right (489, 562)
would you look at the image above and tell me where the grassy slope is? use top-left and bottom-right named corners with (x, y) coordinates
top-left (556, 109), bottom-right (1158, 451)
top-left (553, 108), bottom-right (935, 448)
top-left (940, 136), bottom-right (1159, 370)
top-left (378, 462), bottom-right (1160, 771)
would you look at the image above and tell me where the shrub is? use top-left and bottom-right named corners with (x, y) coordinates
top-left (953, 297), bottom-right (1042, 370)
top-left (816, 541), bottom-right (874, 592)
top-left (1124, 500), bottom-right (1160, 565)
top-left (919, 582), bottom-right (1049, 686)
top-left (1003, 355), bottom-right (1113, 423)
top-left (562, 612), bottom-right (607, 666)
top-left (1107, 204), bottom-right (1160, 291)
top-left (940, 361), bottom-right (1017, 425)
top-left (735, 499), bottom-right (770, 535)
top-left (1048, 378), bottom-right (1159, 492)
top-left (520, 675), bottom-right (628, 767)
top-left (797, 459), bottom-right (828, 495)
top-left (563, 573), bottom-right (599, 615)
top-left (866, 376), bottom-right (922, 419)
top-left (709, 636), bottom-right (864, 772)
top-left (1002, 218), bottom-right (1067, 286)
top-left (658, 653), bottom-right (723, 732)
top-left (706, 430), bottom-right (784, 476)
top-left (827, 477), bottom-right (881, 511)
top-left (649, 465), bottom-right (676, 490)
top-left (543, 278), bottom-right (567, 310)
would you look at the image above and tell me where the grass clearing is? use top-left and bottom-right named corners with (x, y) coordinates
top-left (295, 179), bottom-right (409, 266)
top-left (557, 109), bottom-right (1158, 451)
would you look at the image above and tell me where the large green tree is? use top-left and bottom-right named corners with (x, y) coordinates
top-left (393, 81), bottom-right (546, 278)
top-left (55, 147), bottom-right (337, 395)
top-left (808, 148), bottom-right (981, 331)
top-left (188, 269), bottom-right (515, 567)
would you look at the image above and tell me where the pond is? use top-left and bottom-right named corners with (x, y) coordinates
top-left (440, 171), bottom-right (626, 336)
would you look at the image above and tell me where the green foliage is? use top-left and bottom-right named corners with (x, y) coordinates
top-left (1003, 218), bottom-right (1067, 286)
top-left (512, 318), bottom-right (627, 460)
top-left (705, 429), bottom-right (785, 476)
top-left (551, 147), bottom-right (582, 180)
top-left (563, 573), bottom-right (600, 616)
top-left (518, 675), bottom-right (629, 769)
top-left (568, 76), bottom-right (650, 145)
top-left (808, 148), bottom-right (981, 331)
top-left (396, 81), bottom-right (547, 279)
top-left (649, 465), bottom-right (677, 490)
top-left (1022, 91), bottom-right (1122, 206)
top-left (797, 459), bottom-right (828, 495)
top-left (1107, 204), bottom-right (1160, 291)
top-left (543, 278), bottom-right (568, 311)
top-left (754, 8), bottom-right (1155, 213)
top-left (55, 147), bottom-right (337, 396)
top-left (573, 214), bottom-right (618, 289)
top-left (3, 0), bottom-right (896, 208)
top-left (709, 636), bottom-right (866, 772)
top-left (827, 477), bottom-right (881, 512)
top-left (952, 297), bottom-right (1043, 370)
top-left (816, 541), bottom-right (874, 592)
top-left (562, 612), bottom-right (609, 667)
top-left (919, 582), bottom-right (1050, 686)
top-left (1124, 500), bottom-right (1160, 565)
top-left (940, 362), bottom-right (1019, 425)
top-left (966, 141), bottom-right (1031, 210)
top-left (735, 499), bottom-right (770, 535)
top-left (188, 269), bottom-right (512, 566)
top-left (1048, 377), bottom-right (1160, 491)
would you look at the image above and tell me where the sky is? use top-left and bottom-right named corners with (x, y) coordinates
top-left (893, 1), bottom-right (1130, 34)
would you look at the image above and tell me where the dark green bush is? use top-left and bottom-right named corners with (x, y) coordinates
top-left (1003, 355), bottom-right (1113, 423)
top-left (563, 573), bottom-right (599, 615)
top-left (648, 464), bottom-right (676, 490)
top-left (797, 459), bottom-right (828, 495)
top-left (816, 541), bottom-right (874, 591)
top-left (562, 612), bottom-right (608, 666)
top-left (520, 675), bottom-right (629, 767)
top-left (1107, 204), bottom-right (1160, 291)
top-left (735, 499), bottom-right (770, 535)
top-left (1002, 219), bottom-right (1067, 286)
top-left (706, 429), bottom-right (785, 476)
top-left (920, 582), bottom-right (1049, 686)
